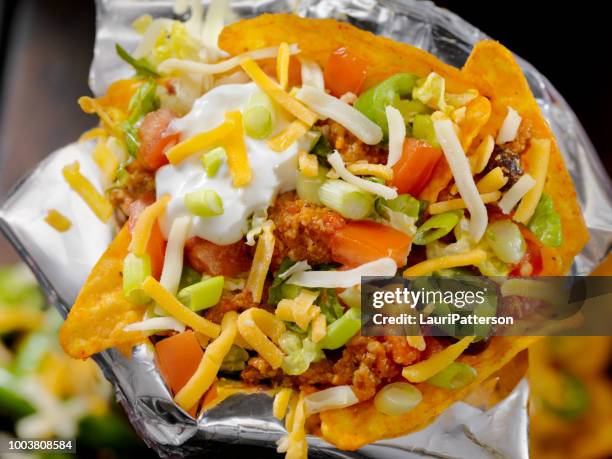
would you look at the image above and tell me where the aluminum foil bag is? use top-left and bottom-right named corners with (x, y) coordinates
top-left (1, 0), bottom-right (611, 457)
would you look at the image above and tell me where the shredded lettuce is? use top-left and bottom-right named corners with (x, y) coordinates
top-left (528, 193), bottom-right (563, 248)
top-left (115, 44), bottom-right (159, 78)
top-left (412, 72), bottom-right (447, 112)
top-left (279, 331), bottom-right (324, 375)
top-left (150, 21), bottom-right (201, 65)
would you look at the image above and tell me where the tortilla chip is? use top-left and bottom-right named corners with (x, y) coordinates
top-left (461, 41), bottom-right (588, 275)
top-left (59, 225), bottom-right (146, 359)
top-left (319, 336), bottom-right (539, 450)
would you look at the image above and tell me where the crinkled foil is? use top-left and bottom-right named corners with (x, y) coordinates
top-left (1, 1), bottom-right (611, 458)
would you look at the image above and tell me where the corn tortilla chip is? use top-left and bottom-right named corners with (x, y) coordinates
top-left (60, 225), bottom-right (146, 359)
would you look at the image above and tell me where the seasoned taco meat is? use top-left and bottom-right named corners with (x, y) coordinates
top-left (269, 191), bottom-right (346, 266)
top-left (484, 121), bottom-right (532, 188)
top-left (323, 120), bottom-right (388, 164)
top-left (184, 237), bottom-right (252, 277)
top-left (204, 290), bottom-right (255, 324)
top-left (107, 164), bottom-right (155, 222)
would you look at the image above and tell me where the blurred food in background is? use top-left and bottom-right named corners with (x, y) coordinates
top-left (530, 336), bottom-right (612, 459)
top-left (0, 264), bottom-right (154, 459)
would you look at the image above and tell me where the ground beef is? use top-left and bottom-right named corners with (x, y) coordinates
top-left (483, 121), bottom-right (532, 188)
top-left (204, 290), bottom-right (255, 324)
top-left (323, 120), bottom-right (388, 164)
top-left (268, 191), bottom-right (346, 266)
top-left (332, 336), bottom-right (422, 401)
top-left (107, 164), bottom-right (156, 223)
top-left (184, 237), bottom-right (252, 277)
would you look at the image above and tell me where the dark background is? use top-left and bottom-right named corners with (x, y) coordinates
top-left (0, 1), bottom-right (609, 457)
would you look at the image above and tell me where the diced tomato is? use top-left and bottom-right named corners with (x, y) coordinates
top-left (155, 331), bottom-right (203, 395)
top-left (100, 79), bottom-right (141, 113)
top-left (331, 221), bottom-right (412, 267)
top-left (510, 227), bottom-right (543, 276)
top-left (184, 237), bottom-right (252, 277)
top-left (138, 108), bottom-right (179, 171)
top-left (323, 47), bottom-right (368, 98)
top-left (127, 198), bottom-right (167, 280)
top-left (390, 138), bottom-right (443, 196)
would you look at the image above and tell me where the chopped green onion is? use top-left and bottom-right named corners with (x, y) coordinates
top-left (412, 114), bottom-right (439, 147)
top-left (485, 220), bottom-right (526, 264)
top-left (527, 193), bottom-right (562, 248)
top-left (319, 307), bottom-right (361, 350)
top-left (243, 92), bottom-right (275, 139)
top-left (376, 194), bottom-right (421, 220)
top-left (184, 189), bottom-right (224, 217)
top-left (220, 345), bottom-right (249, 372)
top-left (296, 166), bottom-right (328, 205)
top-left (303, 130), bottom-right (322, 151)
top-left (177, 275), bottom-right (224, 312)
top-left (354, 73), bottom-right (419, 136)
top-left (318, 179), bottom-right (374, 220)
top-left (310, 132), bottom-right (332, 159)
top-left (201, 147), bottom-right (226, 177)
top-left (374, 382), bottom-right (422, 415)
top-left (427, 362), bottom-right (477, 389)
top-left (123, 253), bottom-right (152, 305)
top-left (338, 287), bottom-right (361, 309)
top-left (395, 99), bottom-right (430, 119)
top-left (115, 44), bottom-right (160, 78)
top-left (413, 210), bottom-right (462, 245)
top-left (281, 283), bottom-right (301, 300)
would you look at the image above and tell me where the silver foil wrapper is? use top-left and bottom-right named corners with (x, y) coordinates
top-left (1, 0), bottom-right (611, 457)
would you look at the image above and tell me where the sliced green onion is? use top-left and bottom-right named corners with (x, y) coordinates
top-left (243, 92), bottom-right (275, 139)
top-left (376, 194), bottom-right (421, 220)
top-left (123, 252), bottom-right (152, 305)
top-left (485, 220), bottom-right (526, 264)
top-left (201, 147), bottom-right (226, 177)
top-left (310, 133), bottom-right (332, 158)
top-left (177, 275), bottom-right (224, 312)
top-left (296, 166), bottom-right (328, 205)
top-left (412, 114), bottom-right (439, 147)
top-left (413, 210), bottom-right (462, 245)
top-left (280, 283), bottom-right (301, 300)
top-left (395, 99), bottom-right (429, 119)
top-left (303, 130), bottom-right (322, 151)
top-left (319, 307), bottom-right (361, 350)
top-left (427, 362), bottom-right (477, 389)
top-left (338, 287), bottom-right (361, 309)
top-left (318, 179), bottom-right (374, 220)
top-left (184, 189), bottom-right (224, 217)
top-left (374, 382), bottom-right (422, 415)
top-left (220, 345), bottom-right (249, 372)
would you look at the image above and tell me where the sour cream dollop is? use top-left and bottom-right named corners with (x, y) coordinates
top-left (156, 83), bottom-right (299, 245)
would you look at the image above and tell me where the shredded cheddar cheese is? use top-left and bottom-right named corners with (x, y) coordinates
top-left (245, 221), bottom-right (275, 303)
top-left (346, 162), bottom-right (394, 181)
top-left (406, 336), bottom-right (426, 351)
top-left (285, 392), bottom-right (307, 459)
top-left (129, 195), bottom-right (170, 256)
top-left (44, 209), bottom-right (72, 232)
top-left (142, 276), bottom-right (221, 338)
top-left (428, 191), bottom-right (501, 215)
top-left (275, 290), bottom-right (319, 330)
top-left (310, 314), bottom-right (327, 344)
top-left (297, 150), bottom-right (319, 177)
top-left (78, 96), bottom-right (123, 137)
top-left (268, 120), bottom-right (310, 152)
top-left (513, 139), bottom-right (551, 224)
top-left (273, 388), bottom-right (294, 420)
top-left (79, 127), bottom-right (107, 143)
top-left (165, 121), bottom-right (234, 164)
top-left (175, 311), bottom-right (238, 411)
top-left (277, 42), bottom-right (291, 90)
top-left (62, 161), bottom-right (113, 222)
top-left (402, 336), bottom-right (475, 382)
top-left (476, 167), bottom-right (507, 193)
top-left (403, 249), bottom-right (488, 277)
top-left (237, 307), bottom-right (285, 369)
top-left (472, 134), bottom-right (495, 174)
top-left (93, 139), bottom-right (120, 180)
top-left (224, 111), bottom-right (252, 187)
top-left (240, 58), bottom-right (317, 126)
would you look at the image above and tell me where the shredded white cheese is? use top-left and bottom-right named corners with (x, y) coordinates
top-left (498, 174), bottom-right (536, 214)
top-left (159, 216), bottom-right (192, 295)
top-left (299, 58), bottom-right (324, 90)
top-left (328, 151), bottom-right (398, 200)
top-left (385, 105), bottom-right (405, 167)
top-left (124, 317), bottom-right (186, 333)
top-left (134, 18), bottom-right (173, 58)
top-left (278, 260), bottom-right (312, 280)
top-left (158, 44), bottom-right (300, 75)
top-left (304, 386), bottom-right (359, 415)
top-left (496, 106), bottom-right (522, 144)
top-left (201, 0), bottom-right (228, 50)
top-left (287, 257), bottom-right (397, 288)
top-left (296, 86), bottom-right (383, 145)
top-left (433, 119), bottom-right (488, 242)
